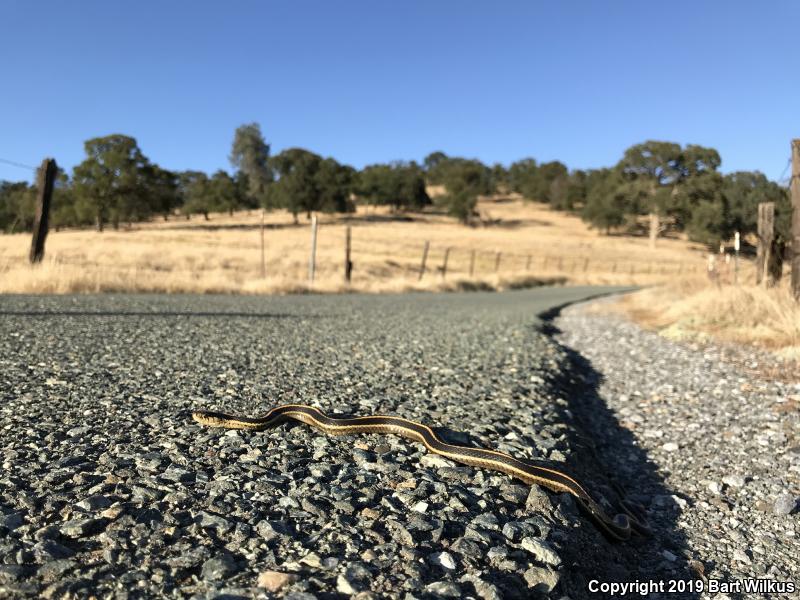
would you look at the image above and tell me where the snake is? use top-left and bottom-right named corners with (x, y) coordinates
top-left (192, 404), bottom-right (649, 541)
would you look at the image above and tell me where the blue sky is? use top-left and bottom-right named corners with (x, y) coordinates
top-left (1, 1), bottom-right (797, 183)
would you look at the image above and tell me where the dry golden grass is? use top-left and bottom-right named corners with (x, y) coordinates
top-left (0, 199), bottom-right (710, 295)
top-left (614, 272), bottom-right (800, 357)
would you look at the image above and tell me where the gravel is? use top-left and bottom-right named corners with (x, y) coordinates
top-left (0, 288), bottom-right (640, 599)
top-left (7, 287), bottom-right (791, 599)
top-left (556, 300), bottom-right (800, 599)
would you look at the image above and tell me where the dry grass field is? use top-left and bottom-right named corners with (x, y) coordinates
top-left (0, 198), bottom-right (711, 295)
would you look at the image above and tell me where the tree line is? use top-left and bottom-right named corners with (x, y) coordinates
top-left (0, 125), bottom-right (791, 251)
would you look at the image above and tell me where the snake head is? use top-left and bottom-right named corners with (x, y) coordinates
top-left (192, 410), bottom-right (235, 428)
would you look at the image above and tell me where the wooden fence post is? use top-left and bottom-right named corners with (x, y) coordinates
top-left (308, 215), bottom-right (318, 284)
top-left (344, 225), bottom-right (352, 283)
top-left (259, 209), bottom-right (266, 278)
top-left (29, 158), bottom-right (57, 264)
top-left (418, 241), bottom-right (430, 281)
top-left (792, 139), bottom-right (800, 299)
top-left (494, 251), bottom-right (502, 273)
top-left (441, 247), bottom-right (450, 279)
top-left (756, 202), bottom-right (774, 285)
top-left (469, 249), bottom-right (476, 277)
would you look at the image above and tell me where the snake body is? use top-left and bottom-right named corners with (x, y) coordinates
top-left (192, 404), bottom-right (648, 541)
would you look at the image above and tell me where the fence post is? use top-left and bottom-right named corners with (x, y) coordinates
top-left (418, 241), bottom-right (430, 281)
top-left (344, 225), bottom-right (352, 283)
top-left (308, 215), bottom-right (318, 284)
top-left (495, 251), bottom-right (501, 273)
top-left (260, 209), bottom-right (266, 278)
top-left (756, 202), bottom-right (774, 285)
top-left (791, 139), bottom-right (800, 299)
top-left (526, 255), bottom-right (532, 270)
top-left (469, 249), bottom-right (476, 277)
top-left (441, 247), bottom-right (450, 279)
top-left (29, 158), bottom-right (57, 264)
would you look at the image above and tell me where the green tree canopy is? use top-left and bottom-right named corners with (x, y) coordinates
top-left (436, 159), bottom-right (491, 223)
top-left (423, 151), bottom-right (448, 180)
top-left (268, 148), bottom-right (356, 220)
top-left (618, 141), bottom-right (723, 245)
top-left (489, 163), bottom-right (509, 194)
top-left (506, 159), bottom-right (568, 203)
top-left (208, 170), bottom-right (244, 215)
top-left (230, 123), bottom-right (272, 205)
top-left (145, 165), bottom-right (180, 220)
top-left (580, 169), bottom-right (630, 233)
top-left (508, 159), bottom-right (538, 197)
top-left (178, 170), bottom-right (212, 219)
top-left (357, 161), bottom-right (429, 211)
top-left (72, 134), bottom-right (156, 230)
top-left (0, 180), bottom-right (35, 233)
top-left (316, 158), bottom-right (356, 214)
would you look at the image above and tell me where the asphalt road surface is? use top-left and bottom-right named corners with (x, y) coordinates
top-left (0, 286), bottom-right (696, 600)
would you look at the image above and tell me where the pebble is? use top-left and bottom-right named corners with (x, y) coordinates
top-left (523, 566), bottom-right (560, 594)
top-left (429, 551), bottom-right (457, 570)
top-left (773, 494), bottom-right (798, 515)
top-left (201, 555), bottom-right (238, 580)
top-left (722, 475), bottom-right (746, 488)
top-left (520, 537), bottom-right (561, 566)
top-left (257, 570), bottom-right (298, 592)
top-left (336, 573), bottom-right (364, 595)
top-left (411, 501), bottom-right (428, 513)
top-left (75, 495), bottom-right (112, 512)
top-left (0, 512), bottom-right (24, 531)
top-left (425, 581), bottom-right (462, 597)
top-left (32, 540), bottom-right (74, 561)
top-left (59, 518), bottom-right (106, 538)
top-left (0, 565), bottom-right (25, 583)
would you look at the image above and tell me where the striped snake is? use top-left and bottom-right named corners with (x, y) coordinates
top-left (192, 404), bottom-right (649, 541)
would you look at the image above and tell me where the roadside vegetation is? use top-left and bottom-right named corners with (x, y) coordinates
top-left (615, 277), bottom-right (800, 358)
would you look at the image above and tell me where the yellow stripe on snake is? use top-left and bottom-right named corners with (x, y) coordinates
top-left (192, 404), bottom-right (650, 541)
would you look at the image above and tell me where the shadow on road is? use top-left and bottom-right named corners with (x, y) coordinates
top-left (537, 309), bottom-right (701, 600)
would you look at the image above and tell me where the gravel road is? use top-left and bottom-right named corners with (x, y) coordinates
top-left (3, 287), bottom-right (791, 600)
top-left (556, 302), bottom-right (800, 600)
